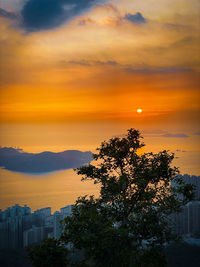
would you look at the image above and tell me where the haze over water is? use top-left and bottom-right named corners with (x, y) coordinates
top-left (0, 122), bottom-right (199, 212)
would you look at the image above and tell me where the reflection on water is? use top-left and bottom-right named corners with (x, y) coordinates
top-left (0, 122), bottom-right (199, 212)
top-left (0, 168), bottom-right (99, 212)
top-left (0, 152), bottom-right (199, 212)
top-left (0, 149), bottom-right (199, 213)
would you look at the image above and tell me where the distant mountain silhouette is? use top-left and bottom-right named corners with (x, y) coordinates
top-left (0, 147), bottom-right (93, 173)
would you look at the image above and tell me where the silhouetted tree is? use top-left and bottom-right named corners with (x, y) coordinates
top-left (27, 238), bottom-right (68, 267)
top-left (61, 129), bottom-right (194, 266)
top-left (28, 129), bottom-right (194, 266)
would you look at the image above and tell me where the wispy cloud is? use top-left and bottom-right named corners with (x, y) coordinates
top-left (176, 149), bottom-right (187, 152)
top-left (67, 60), bottom-right (192, 75)
top-left (124, 66), bottom-right (192, 74)
top-left (68, 60), bottom-right (118, 67)
top-left (0, 8), bottom-right (18, 20)
top-left (162, 133), bottom-right (189, 138)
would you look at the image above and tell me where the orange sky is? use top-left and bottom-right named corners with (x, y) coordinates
top-left (0, 0), bottom-right (199, 125)
top-left (0, 0), bottom-right (199, 172)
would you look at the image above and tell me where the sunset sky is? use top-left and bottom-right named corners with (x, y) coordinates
top-left (0, 0), bottom-right (200, 210)
top-left (0, 0), bottom-right (199, 124)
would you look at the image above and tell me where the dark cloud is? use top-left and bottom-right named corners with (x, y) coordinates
top-left (124, 12), bottom-right (146, 24)
top-left (21, 0), bottom-right (105, 31)
top-left (0, 8), bottom-right (18, 20)
top-left (194, 132), bottom-right (200, 135)
top-left (162, 133), bottom-right (189, 138)
top-left (0, 147), bottom-right (92, 174)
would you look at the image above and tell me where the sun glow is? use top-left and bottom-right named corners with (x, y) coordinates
top-left (137, 108), bottom-right (143, 114)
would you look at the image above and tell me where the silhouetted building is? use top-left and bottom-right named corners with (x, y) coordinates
top-left (0, 204), bottom-right (72, 248)
top-left (171, 201), bottom-right (200, 237)
top-left (23, 225), bottom-right (53, 247)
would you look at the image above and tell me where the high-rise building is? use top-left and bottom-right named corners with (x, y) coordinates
top-left (0, 204), bottom-right (72, 248)
top-left (188, 201), bottom-right (200, 237)
top-left (34, 207), bottom-right (51, 217)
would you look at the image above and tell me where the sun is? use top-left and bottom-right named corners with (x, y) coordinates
top-left (137, 108), bottom-right (143, 114)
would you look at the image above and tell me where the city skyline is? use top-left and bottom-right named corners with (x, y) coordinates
top-left (1, 171), bottom-right (200, 250)
top-left (0, 1), bottom-right (199, 214)
top-left (0, 202), bottom-right (72, 249)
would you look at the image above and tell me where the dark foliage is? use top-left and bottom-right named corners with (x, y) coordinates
top-left (28, 129), bottom-right (194, 266)
top-left (61, 129), bottom-right (194, 266)
top-left (165, 242), bottom-right (200, 267)
top-left (27, 238), bottom-right (68, 267)
top-left (0, 248), bottom-right (32, 267)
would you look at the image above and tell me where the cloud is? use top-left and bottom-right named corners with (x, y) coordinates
top-left (69, 60), bottom-right (91, 66)
top-left (142, 129), bottom-right (167, 137)
top-left (96, 60), bottom-right (118, 66)
top-left (67, 59), bottom-right (192, 75)
top-left (78, 17), bottom-right (95, 26)
top-left (0, 8), bottom-right (18, 20)
top-left (94, 10), bottom-right (147, 26)
top-left (162, 133), bottom-right (189, 138)
top-left (124, 12), bottom-right (146, 24)
top-left (194, 132), bottom-right (200, 135)
top-left (68, 59), bottom-right (118, 66)
top-left (68, 60), bottom-right (190, 74)
top-left (124, 66), bottom-right (192, 74)
top-left (0, 0), bottom-right (26, 13)
top-left (21, 0), bottom-right (106, 31)
top-left (94, 3), bottom-right (119, 13)
top-left (0, 147), bottom-right (92, 173)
